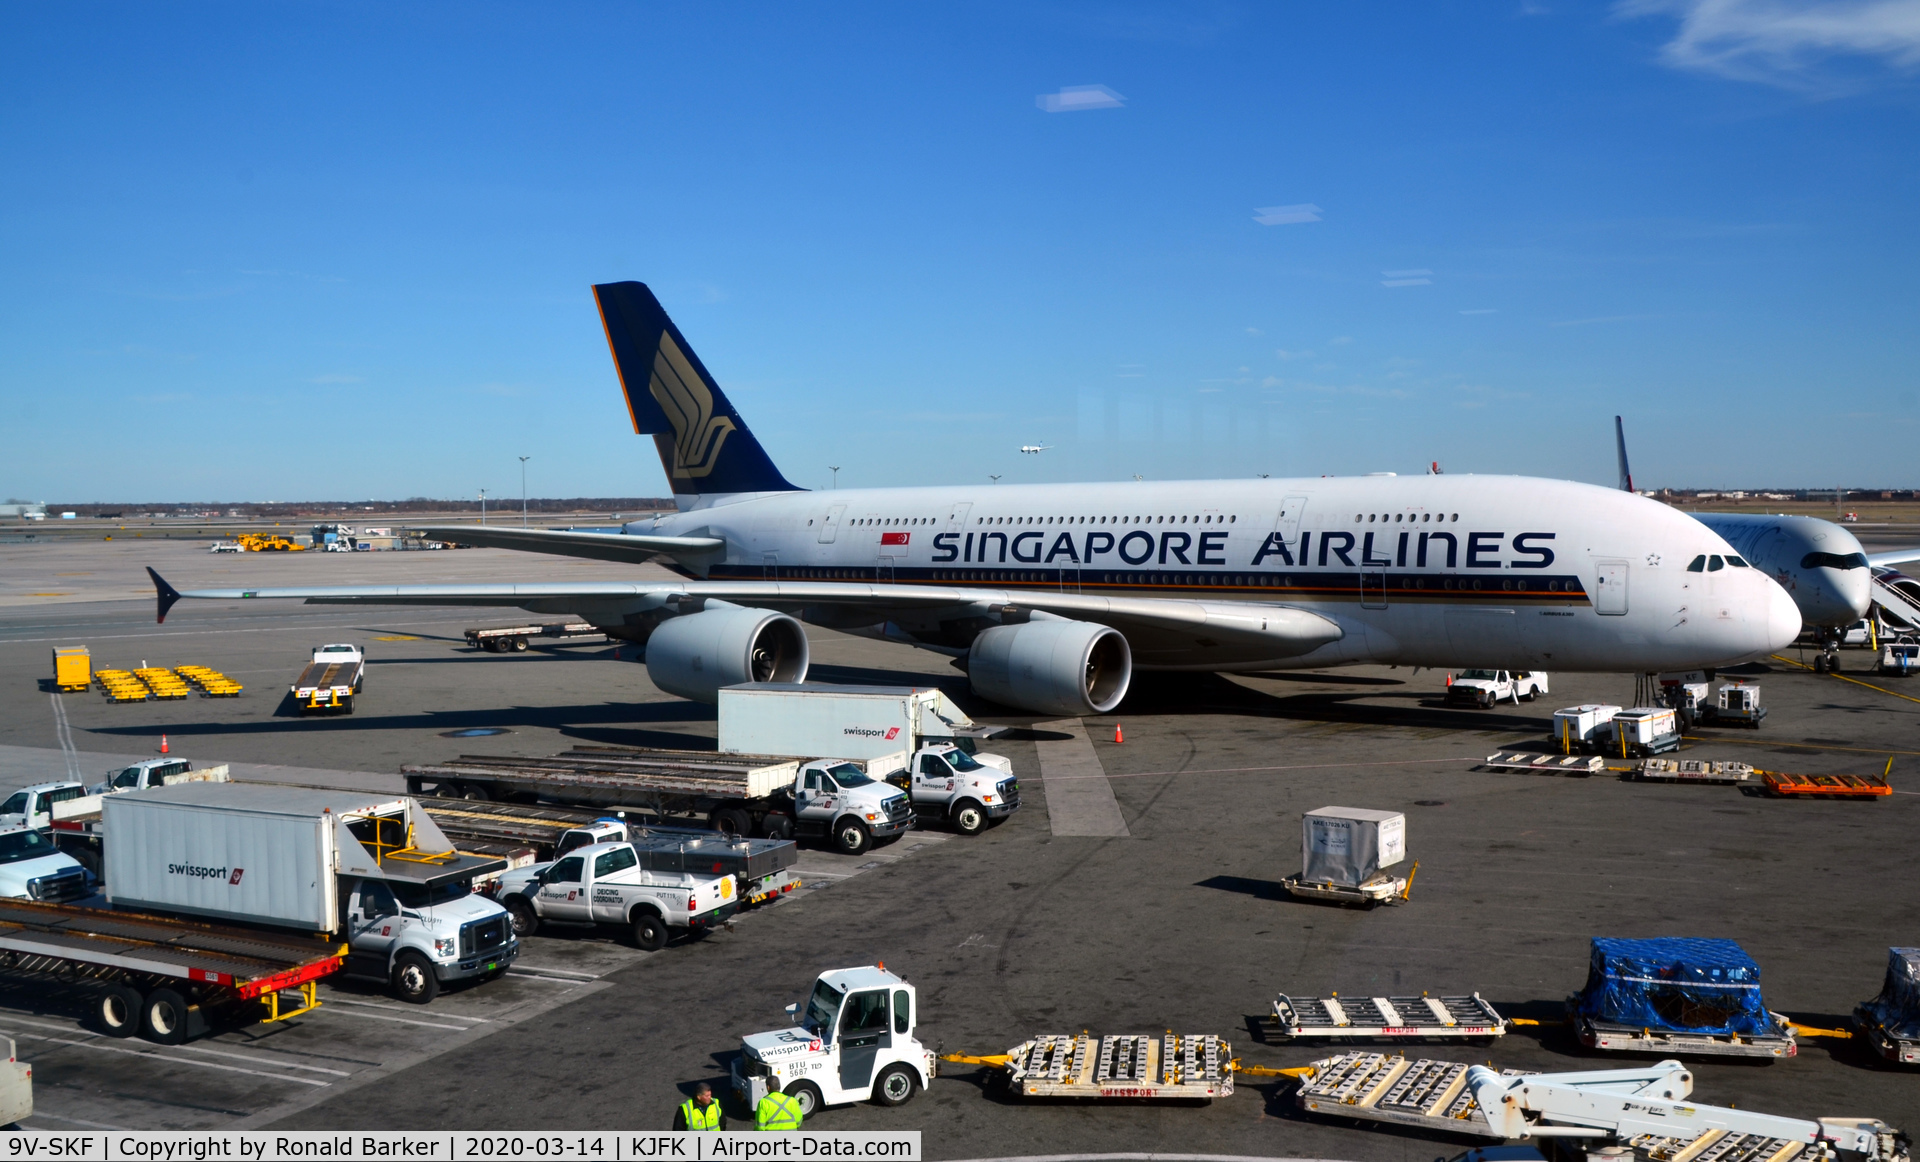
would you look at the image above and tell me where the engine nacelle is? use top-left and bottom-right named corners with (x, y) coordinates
top-left (968, 617), bottom-right (1131, 716)
top-left (646, 606), bottom-right (809, 703)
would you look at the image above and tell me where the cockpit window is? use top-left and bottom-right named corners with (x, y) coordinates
top-left (1708, 555), bottom-right (1725, 571)
top-left (1686, 555), bottom-right (1707, 573)
top-left (1725, 555), bottom-right (1748, 567)
top-left (1802, 551), bottom-right (1870, 571)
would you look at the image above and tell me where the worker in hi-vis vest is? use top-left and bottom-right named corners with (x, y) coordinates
top-left (754, 1076), bottom-right (804, 1131)
top-left (674, 1082), bottom-right (724, 1131)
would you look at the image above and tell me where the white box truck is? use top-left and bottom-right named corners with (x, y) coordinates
top-left (102, 782), bottom-right (517, 1003)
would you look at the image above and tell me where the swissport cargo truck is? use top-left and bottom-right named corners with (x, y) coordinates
top-left (99, 782), bottom-right (518, 1005)
top-left (718, 683), bottom-right (1009, 769)
top-left (404, 746), bottom-right (913, 855)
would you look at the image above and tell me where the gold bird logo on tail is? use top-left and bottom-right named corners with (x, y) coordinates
top-left (649, 330), bottom-right (736, 478)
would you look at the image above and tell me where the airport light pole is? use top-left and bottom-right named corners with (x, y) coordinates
top-left (519, 456), bottom-right (530, 526)
top-left (479, 489), bottom-right (487, 526)
top-left (829, 466), bottom-right (840, 490)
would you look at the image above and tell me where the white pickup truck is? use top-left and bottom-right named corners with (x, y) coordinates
top-left (0, 782), bottom-right (87, 831)
top-left (85, 759), bottom-right (223, 797)
top-left (1445, 669), bottom-right (1548, 708)
top-left (0, 825), bottom-right (92, 903)
top-left (493, 839), bottom-right (739, 951)
top-left (733, 965), bottom-right (935, 1117)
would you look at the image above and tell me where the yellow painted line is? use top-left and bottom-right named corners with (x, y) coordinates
top-left (1771, 653), bottom-right (1920, 708)
top-left (372, 635), bottom-right (420, 641)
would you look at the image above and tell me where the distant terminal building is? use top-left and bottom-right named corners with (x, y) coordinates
top-left (0, 501), bottom-right (46, 519)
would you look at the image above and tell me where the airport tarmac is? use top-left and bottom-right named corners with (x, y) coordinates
top-left (2, 537), bottom-right (1917, 1153)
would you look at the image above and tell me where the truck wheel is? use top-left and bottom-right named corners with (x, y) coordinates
top-left (631, 911), bottom-right (670, 952)
top-left (512, 637), bottom-right (529, 652)
top-left (873, 1064), bottom-right (917, 1107)
top-left (833, 818), bottom-right (872, 855)
top-left (711, 807), bottom-right (752, 838)
top-left (505, 897), bottom-right (540, 938)
top-left (96, 984), bottom-right (143, 1038)
top-left (759, 812), bottom-right (793, 841)
top-left (952, 801), bottom-right (987, 836)
top-left (786, 1080), bottom-right (823, 1117)
top-left (391, 951), bottom-right (440, 1005)
top-left (141, 988), bottom-right (190, 1044)
top-left (461, 784), bottom-right (490, 801)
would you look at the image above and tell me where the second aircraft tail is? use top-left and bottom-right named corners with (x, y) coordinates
top-left (592, 281), bottom-right (800, 497)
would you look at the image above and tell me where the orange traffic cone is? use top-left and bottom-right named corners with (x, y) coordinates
top-left (1114, 723), bottom-right (1124, 744)
top-left (160, 734), bottom-right (169, 754)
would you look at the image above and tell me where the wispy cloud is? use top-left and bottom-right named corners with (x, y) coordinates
top-left (1037, 84), bottom-right (1125, 112)
top-left (1116, 362), bottom-right (1145, 378)
top-left (1549, 313), bottom-right (1658, 327)
top-left (1381, 268), bottom-right (1433, 287)
top-left (1459, 308), bottom-right (1500, 315)
top-left (1253, 203), bottom-right (1323, 225)
top-left (1455, 383), bottom-right (1532, 409)
top-left (1244, 326), bottom-right (1262, 336)
top-left (309, 373), bottom-right (363, 384)
top-left (1328, 335), bottom-right (1353, 346)
top-left (1619, 0), bottom-right (1920, 87)
top-left (1274, 348), bottom-right (1315, 361)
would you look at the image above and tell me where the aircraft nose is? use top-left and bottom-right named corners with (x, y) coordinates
top-left (1764, 578), bottom-right (1803, 653)
top-left (1832, 567), bottom-right (1873, 622)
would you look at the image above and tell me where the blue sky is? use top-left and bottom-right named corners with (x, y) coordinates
top-left (3, 1), bottom-right (1917, 502)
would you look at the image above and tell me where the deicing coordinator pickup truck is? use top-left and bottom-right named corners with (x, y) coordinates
top-left (733, 965), bottom-right (935, 1117)
top-left (1445, 670), bottom-right (1549, 708)
top-left (493, 839), bottom-right (739, 951)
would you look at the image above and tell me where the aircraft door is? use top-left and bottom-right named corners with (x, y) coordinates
top-left (763, 552), bottom-right (778, 581)
top-left (818, 505), bottom-right (846, 544)
top-left (1595, 560), bottom-right (1629, 615)
top-left (1361, 570), bottom-right (1387, 609)
top-left (1278, 496), bottom-right (1309, 541)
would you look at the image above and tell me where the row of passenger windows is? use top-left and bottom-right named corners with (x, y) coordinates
top-left (1686, 554), bottom-right (1750, 572)
top-left (782, 567), bottom-right (1576, 592)
top-left (1358, 512), bottom-right (1457, 523)
top-left (978, 514), bottom-right (1236, 526)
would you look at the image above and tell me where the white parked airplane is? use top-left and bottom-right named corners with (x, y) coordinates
top-left (1612, 417), bottom-right (1872, 668)
top-left (147, 283), bottom-right (1800, 717)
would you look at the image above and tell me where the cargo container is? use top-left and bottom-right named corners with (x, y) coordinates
top-left (1609, 707), bottom-right (1681, 757)
top-left (1284, 806), bottom-right (1411, 906)
top-left (1553, 704), bottom-right (1621, 753)
top-left (51, 646), bottom-right (89, 692)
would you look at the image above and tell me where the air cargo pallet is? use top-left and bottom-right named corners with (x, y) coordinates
top-left (1574, 1013), bottom-right (1797, 1058)
top-left (1635, 758), bottom-right (1756, 785)
top-left (465, 622), bottom-right (604, 653)
top-left (1293, 1051), bottom-right (1524, 1136)
top-left (1272, 993), bottom-right (1505, 1042)
top-left (1002, 1032), bottom-right (1232, 1101)
top-left (1760, 771), bottom-right (1891, 798)
top-left (1282, 873), bottom-right (1409, 906)
top-left (1484, 751), bottom-right (1605, 775)
top-left (1853, 1010), bottom-right (1920, 1065)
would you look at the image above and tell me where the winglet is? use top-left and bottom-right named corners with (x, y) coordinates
top-left (147, 567), bottom-right (182, 624)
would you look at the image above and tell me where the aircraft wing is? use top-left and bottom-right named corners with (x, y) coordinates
top-left (147, 569), bottom-right (1341, 658)
top-left (407, 526), bottom-right (724, 565)
top-left (1869, 549), bottom-right (1920, 569)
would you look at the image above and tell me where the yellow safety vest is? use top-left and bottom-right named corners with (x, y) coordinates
top-left (755, 1091), bottom-right (803, 1131)
top-left (679, 1099), bottom-right (721, 1131)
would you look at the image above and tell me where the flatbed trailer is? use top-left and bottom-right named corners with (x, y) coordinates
top-left (420, 801), bottom-right (801, 905)
top-left (1761, 770), bottom-right (1892, 798)
top-left (1574, 1011), bottom-right (1797, 1058)
top-left (464, 621), bottom-right (605, 653)
top-left (404, 747), bottom-right (799, 827)
top-left (291, 648), bottom-right (364, 714)
top-left (1293, 1051), bottom-right (1516, 1135)
top-left (1484, 751), bottom-right (1605, 775)
top-left (0, 898), bottom-right (344, 1044)
top-left (1272, 993), bottom-right (1505, 1042)
top-left (1000, 1032), bottom-right (1232, 1101)
top-left (1634, 758), bottom-right (1756, 784)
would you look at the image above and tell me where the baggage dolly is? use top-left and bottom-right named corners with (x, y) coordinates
top-left (951, 1032), bottom-right (1234, 1101)
top-left (1272, 992), bottom-right (1505, 1042)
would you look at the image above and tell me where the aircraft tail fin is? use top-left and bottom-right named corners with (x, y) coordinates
top-left (1614, 416), bottom-right (1634, 493)
top-left (591, 281), bottom-right (800, 496)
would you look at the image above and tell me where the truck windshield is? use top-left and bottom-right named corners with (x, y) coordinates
top-left (803, 980), bottom-right (844, 1035)
top-left (943, 749), bottom-right (983, 772)
top-left (0, 792), bottom-right (27, 815)
top-left (823, 763), bottom-right (877, 787)
top-left (1458, 670), bottom-right (1498, 680)
top-left (0, 829), bottom-right (57, 864)
top-left (391, 880), bottom-right (471, 908)
top-left (111, 767), bottom-right (145, 789)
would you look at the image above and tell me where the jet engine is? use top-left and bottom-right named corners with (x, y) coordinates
top-left (646, 606), bottom-right (809, 703)
top-left (968, 617), bottom-right (1131, 716)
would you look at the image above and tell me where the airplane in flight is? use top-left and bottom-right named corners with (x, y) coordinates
top-left (1019, 444), bottom-right (1052, 455)
top-left (149, 283), bottom-right (1800, 717)
top-left (1612, 417), bottom-right (1876, 671)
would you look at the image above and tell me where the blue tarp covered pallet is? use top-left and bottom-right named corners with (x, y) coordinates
top-left (1570, 937), bottom-right (1777, 1036)
top-left (1856, 947), bottom-right (1920, 1064)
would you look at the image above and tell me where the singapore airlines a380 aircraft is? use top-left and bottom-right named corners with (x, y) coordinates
top-left (149, 282), bottom-right (1802, 717)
